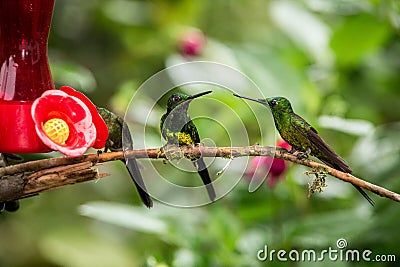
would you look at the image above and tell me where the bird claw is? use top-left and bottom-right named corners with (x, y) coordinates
top-left (292, 147), bottom-right (311, 160)
top-left (162, 144), bottom-right (184, 162)
top-left (156, 149), bottom-right (164, 159)
top-left (296, 152), bottom-right (309, 160)
top-left (157, 144), bottom-right (167, 163)
top-left (279, 147), bottom-right (290, 153)
top-left (157, 143), bottom-right (169, 159)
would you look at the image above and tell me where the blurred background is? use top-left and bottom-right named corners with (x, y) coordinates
top-left (1, 0), bottom-right (400, 266)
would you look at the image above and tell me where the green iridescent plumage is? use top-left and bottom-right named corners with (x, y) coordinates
top-left (97, 107), bottom-right (153, 208)
top-left (234, 94), bottom-right (374, 206)
top-left (160, 91), bottom-right (216, 201)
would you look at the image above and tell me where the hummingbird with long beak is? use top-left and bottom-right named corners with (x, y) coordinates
top-left (233, 94), bottom-right (374, 206)
top-left (97, 107), bottom-right (153, 208)
top-left (160, 91), bottom-right (216, 201)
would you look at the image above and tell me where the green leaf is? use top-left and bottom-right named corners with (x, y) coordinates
top-left (39, 227), bottom-right (138, 267)
top-left (79, 201), bottom-right (167, 234)
top-left (50, 61), bottom-right (97, 92)
top-left (330, 13), bottom-right (391, 66)
top-left (270, 1), bottom-right (332, 64)
top-left (318, 115), bottom-right (375, 136)
top-left (284, 209), bottom-right (373, 247)
top-left (350, 122), bottom-right (400, 176)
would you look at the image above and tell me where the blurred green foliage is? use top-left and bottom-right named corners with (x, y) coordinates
top-left (1, 0), bottom-right (400, 266)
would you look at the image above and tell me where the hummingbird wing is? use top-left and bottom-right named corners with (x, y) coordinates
top-left (290, 114), bottom-right (352, 172)
top-left (185, 120), bottom-right (200, 144)
top-left (290, 114), bottom-right (374, 206)
top-left (160, 113), bottom-right (168, 141)
top-left (122, 122), bottom-right (153, 208)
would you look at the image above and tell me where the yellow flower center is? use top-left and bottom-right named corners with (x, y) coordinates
top-left (43, 118), bottom-right (70, 145)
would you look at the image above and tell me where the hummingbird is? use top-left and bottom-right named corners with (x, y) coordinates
top-left (0, 153), bottom-right (22, 213)
top-left (97, 107), bottom-right (153, 208)
top-left (233, 94), bottom-right (374, 206)
top-left (160, 91), bottom-right (216, 201)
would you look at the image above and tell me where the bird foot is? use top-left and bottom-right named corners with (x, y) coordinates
top-left (305, 166), bottom-right (329, 198)
top-left (292, 147), bottom-right (311, 160)
top-left (157, 145), bottom-right (166, 163)
top-left (295, 151), bottom-right (309, 160)
top-left (162, 144), bottom-right (184, 162)
top-left (3, 153), bottom-right (24, 163)
top-left (156, 149), bottom-right (163, 159)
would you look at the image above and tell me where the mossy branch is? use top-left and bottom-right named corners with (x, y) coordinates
top-left (0, 146), bottom-right (399, 203)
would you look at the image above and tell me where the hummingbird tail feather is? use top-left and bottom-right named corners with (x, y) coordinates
top-left (123, 158), bottom-right (153, 208)
top-left (320, 159), bottom-right (374, 206)
top-left (194, 157), bottom-right (216, 201)
top-left (121, 121), bottom-right (153, 208)
top-left (352, 184), bottom-right (375, 206)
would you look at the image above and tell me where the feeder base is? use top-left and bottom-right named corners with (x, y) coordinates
top-left (0, 101), bottom-right (51, 153)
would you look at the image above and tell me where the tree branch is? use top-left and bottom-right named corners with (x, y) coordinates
top-left (0, 161), bottom-right (109, 201)
top-left (0, 146), bottom-right (398, 203)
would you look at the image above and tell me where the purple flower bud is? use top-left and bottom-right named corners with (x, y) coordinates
top-left (178, 29), bottom-right (206, 57)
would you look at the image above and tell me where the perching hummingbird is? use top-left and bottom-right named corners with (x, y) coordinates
top-left (97, 107), bottom-right (153, 208)
top-left (0, 153), bottom-right (22, 213)
top-left (160, 91), bottom-right (216, 201)
top-left (233, 94), bottom-right (374, 206)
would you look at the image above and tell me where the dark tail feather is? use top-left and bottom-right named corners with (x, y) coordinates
top-left (123, 158), bottom-right (153, 208)
top-left (121, 121), bottom-right (153, 208)
top-left (194, 157), bottom-right (216, 201)
top-left (352, 184), bottom-right (374, 206)
top-left (321, 159), bottom-right (374, 206)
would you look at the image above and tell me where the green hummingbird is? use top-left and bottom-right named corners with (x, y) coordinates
top-left (97, 107), bottom-right (153, 208)
top-left (233, 94), bottom-right (374, 206)
top-left (160, 91), bottom-right (216, 201)
top-left (0, 153), bottom-right (22, 213)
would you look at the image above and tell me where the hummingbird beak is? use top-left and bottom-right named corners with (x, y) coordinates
top-left (188, 90), bottom-right (212, 100)
top-left (233, 93), bottom-right (267, 105)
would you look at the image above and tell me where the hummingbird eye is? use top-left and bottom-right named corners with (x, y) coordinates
top-left (271, 99), bottom-right (278, 106)
top-left (172, 95), bottom-right (181, 102)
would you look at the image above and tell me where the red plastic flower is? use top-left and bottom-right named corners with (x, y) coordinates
top-left (245, 140), bottom-right (291, 188)
top-left (31, 86), bottom-right (108, 156)
top-left (59, 86), bottom-right (108, 149)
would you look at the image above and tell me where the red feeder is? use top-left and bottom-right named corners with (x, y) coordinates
top-left (0, 0), bottom-right (55, 153)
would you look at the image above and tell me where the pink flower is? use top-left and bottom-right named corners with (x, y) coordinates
top-left (245, 140), bottom-right (291, 188)
top-left (31, 86), bottom-right (108, 156)
top-left (178, 29), bottom-right (206, 57)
